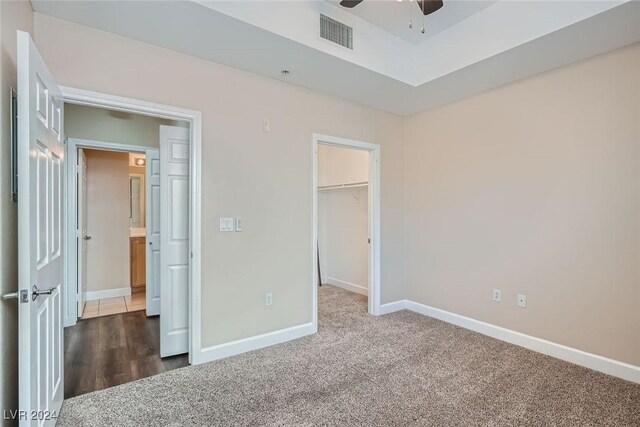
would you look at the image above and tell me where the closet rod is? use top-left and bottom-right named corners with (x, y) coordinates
top-left (317, 181), bottom-right (368, 191)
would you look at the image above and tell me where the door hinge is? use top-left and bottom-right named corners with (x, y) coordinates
top-left (75, 164), bottom-right (80, 174)
top-left (76, 229), bottom-right (80, 238)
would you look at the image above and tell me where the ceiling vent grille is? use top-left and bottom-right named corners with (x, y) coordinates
top-left (320, 14), bottom-right (353, 50)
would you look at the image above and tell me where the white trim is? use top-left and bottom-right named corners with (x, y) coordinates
top-left (312, 133), bottom-right (381, 325)
top-left (195, 323), bottom-right (316, 364)
top-left (377, 300), bottom-right (408, 315)
top-left (404, 300), bottom-right (640, 384)
top-left (61, 87), bottom-right (202, 365)
top-left (325, 277), bottom-right (367, 296)
top-left (84, 287), bottom-right (131, 301)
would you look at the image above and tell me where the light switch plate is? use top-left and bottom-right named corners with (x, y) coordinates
top-left (235, 217), bottom-right (242, 232)
top-left (220, 217), bottom-right (234, 232)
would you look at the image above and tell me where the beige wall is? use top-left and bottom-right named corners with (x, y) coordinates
top-left (318, 188), bottom-right (369, 290)
top-left (0, 0), bottom-right (33, 420)
top-left (65, 103), bottom-right (183, 147)
top-left (404, 43), bottom-right (640, 366)
top-left (84, 150), bottom-right (130, 294)
top-left (318, 144), bottom-right (369, 187)
top-left (318, 145), bottom-right (369, 291)
top-left (33, 13), bottom-right (406, 347)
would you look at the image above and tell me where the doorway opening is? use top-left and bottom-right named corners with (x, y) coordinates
top-left (312, 134), bottom-right (381, 330)
top-left (63, 102), bottom-right (193, 398)
top-left (76, 148), bottom-right (150, 320)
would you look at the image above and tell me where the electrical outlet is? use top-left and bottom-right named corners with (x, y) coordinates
top-left (262, 119), bottom-right (272, 132)
top-left (492, 289), bottom-right (502, 302)
top-left (517, 294), bottom-right (526, 308)
top-left (265, 292), bottom-right (273, 306)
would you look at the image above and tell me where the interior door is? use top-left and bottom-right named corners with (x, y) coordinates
top-left (159, 125), bottom-right (190, 357)
top-left (77, 149), bottom-right (88, 317)
top-left (17, 31), bottom-right (64, 425)
top-left (146, 148), bottom-right (161, 316)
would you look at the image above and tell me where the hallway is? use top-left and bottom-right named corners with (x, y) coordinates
top-left (64, 311), bottom-right (189, 398)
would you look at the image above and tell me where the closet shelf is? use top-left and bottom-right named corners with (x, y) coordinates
top-left (317, 181), bottom-right (368, 191)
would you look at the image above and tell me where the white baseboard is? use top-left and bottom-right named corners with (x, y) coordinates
top-left (403, 300), bottom-right (640, 384)
top-left (84, 287), bottom-right (131, 301)
top-left (325, 277), bottom-right (368, 296)
top-left (377, 299), bottom-right (408, 315)
top-left (194, 322), bottom-right (316, 365)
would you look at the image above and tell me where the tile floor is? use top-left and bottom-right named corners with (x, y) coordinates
top-left (81, 292), bottom-right (146, 319)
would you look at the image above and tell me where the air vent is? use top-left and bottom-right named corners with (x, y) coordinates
top-left (320, 14), bottom-right (353, 50)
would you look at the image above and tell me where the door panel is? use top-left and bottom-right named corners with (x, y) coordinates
top-left (77, 149), bottom-right (88, 317)
top-left (51, 154), bottom-right (62, 258)
top-left (159, 126), bottom-right (190, 357)
top-left (146, 148), bottom-right (160, 315)
top-left (17, 31), bottom-right (64, 426)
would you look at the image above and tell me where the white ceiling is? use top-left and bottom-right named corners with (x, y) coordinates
top-left (31, 1), bottom-right (640, 116)
top-left (326, 0), bottom-right (497, 45)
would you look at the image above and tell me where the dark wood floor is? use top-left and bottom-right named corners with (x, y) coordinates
top-left (64, 311), bottom-right (189, 398)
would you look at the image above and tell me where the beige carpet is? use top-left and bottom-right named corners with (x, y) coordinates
top-left (58, 285), bottom-right (640, 426)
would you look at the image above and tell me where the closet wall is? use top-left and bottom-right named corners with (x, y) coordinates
top-left (318, 145), bottom-right (369, 295)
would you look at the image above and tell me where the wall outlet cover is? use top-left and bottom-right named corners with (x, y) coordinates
top-left (492, 289), bottom-right (502, 302)
top-left (517, 294), bottom-right (527, 308)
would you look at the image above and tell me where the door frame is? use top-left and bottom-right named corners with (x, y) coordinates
top-left (312, 133), bottom-right (381, 326)
top-left (61, 87), bottom-right (202, 364)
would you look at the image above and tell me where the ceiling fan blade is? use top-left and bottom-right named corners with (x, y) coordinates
top-left (340, 0), bottom-right (364, 8)
top-left (418, 0), bottom-right (444, 16)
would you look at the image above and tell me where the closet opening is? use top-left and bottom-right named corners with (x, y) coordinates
top-left (312, 134), bottom-right (381, 328)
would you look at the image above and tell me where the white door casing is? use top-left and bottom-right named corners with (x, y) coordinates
top-left (159, 126), bottom-right (190, 357)
top-left (76, 149), bottom-right (87, 317)
top-left (17, 31), bottom-right (64, 426)
top-left (146, 148), bottom-right (161, 316)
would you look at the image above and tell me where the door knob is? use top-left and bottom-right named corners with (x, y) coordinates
top-left (2, 290), bottom-right (28, 303)
top-left (32, 285), bottom-right (53, 301)
top-left (83, 235), bottom-right (92, 240)
top-left (2, 292), bottom-right (18, 300)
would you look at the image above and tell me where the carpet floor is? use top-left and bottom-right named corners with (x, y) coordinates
top-left (58, 285), bottom-right (640, 426)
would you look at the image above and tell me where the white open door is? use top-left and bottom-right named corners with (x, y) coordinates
top-left (146, 148), bottom-right (161, 316)
top-left (76, 149), bottom-right (88, 317)
top-left (17, 31), bottom-right (64, 425)
top-left (159, 125), bottom-right (190, 357)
